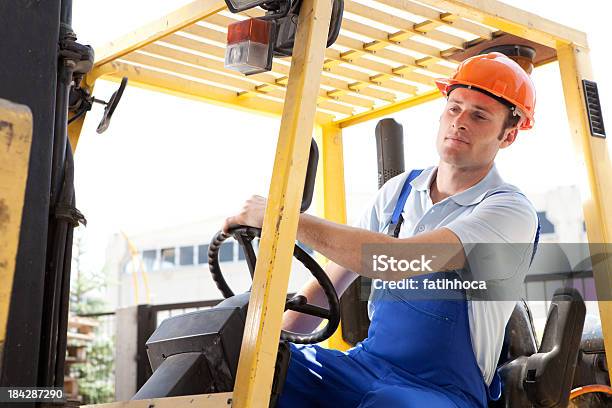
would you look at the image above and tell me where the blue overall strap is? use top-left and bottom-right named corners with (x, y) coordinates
top-left (387, 169), bottom-right (423, 238)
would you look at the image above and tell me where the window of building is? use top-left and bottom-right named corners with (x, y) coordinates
top-left (537, 211), bottom-right (556, 234)
top-left (179, 246), bottom-right (194, 266)
top-left (238, 240), bottom-right (259, 260)
top-left (198, 244), bottom-right (209, 264)
top-left (237, 242), bottom-right (246, 260)
top-left (142, 249), bottom-right (157, 271)
top-left (219, 242), bottom-right (233, 262)
top-left (161, 247), bottom-right (176, 268)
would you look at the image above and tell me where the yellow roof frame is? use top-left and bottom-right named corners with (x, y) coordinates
top-left (75, 0), bottom-right (586, 133)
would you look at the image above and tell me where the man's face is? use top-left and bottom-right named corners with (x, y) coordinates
top-left (436, 87), bottom-right (518, 169)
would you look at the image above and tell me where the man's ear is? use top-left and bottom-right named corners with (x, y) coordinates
top-left (500, 127), bottom-right (518, 149)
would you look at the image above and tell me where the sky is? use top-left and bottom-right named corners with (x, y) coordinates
top-left (70, 0), bottom-right (612, 274)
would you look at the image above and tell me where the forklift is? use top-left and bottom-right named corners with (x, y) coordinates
top-left (1, 0), bottom-right (611, 407)
top-left (124, 116), bottom-right (608, 408)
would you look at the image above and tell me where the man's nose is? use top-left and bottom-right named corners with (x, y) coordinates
top-left (452, 111), bottom-right (469, 130)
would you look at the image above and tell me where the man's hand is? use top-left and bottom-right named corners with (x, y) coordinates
top-left (223, 195), bottom-right (267, 233)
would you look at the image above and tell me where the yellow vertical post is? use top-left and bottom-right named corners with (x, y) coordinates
top-left (316, 125), bottom-right (347, 236)
top-left (67, 107), bottom-right (88, 152)
top-left (0, 99), bottom-right (33, 350)
top-left (67, 75), bottom-right (97, 151)
top-left (557, 43), bottom-right (612, 384)
top-left (314, 123), bottom-right (352, 351)
top-left (232, 0), bottom-right (333, 406)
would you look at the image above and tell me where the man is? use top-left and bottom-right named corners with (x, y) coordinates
top-left (223, 53), bottom-right (539, 407)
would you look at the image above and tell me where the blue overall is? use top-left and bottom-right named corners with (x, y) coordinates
top-left (277, 170), bottom-right (539, 408)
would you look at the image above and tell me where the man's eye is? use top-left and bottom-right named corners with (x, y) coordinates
top-left (474, 113), bottom-right (488, 121)
top-left (449, 106), bottom-right (459, 112)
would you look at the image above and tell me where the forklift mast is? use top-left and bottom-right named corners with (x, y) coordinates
top-left (0, 0), bottom-right (88, 401)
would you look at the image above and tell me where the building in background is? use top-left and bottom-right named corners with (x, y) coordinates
top-left (528, 185), bottom-right (587, 244)
top-left (105, 217), bottom-right (314, 310)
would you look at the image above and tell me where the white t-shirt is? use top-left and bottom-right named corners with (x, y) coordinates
top-left (355, 165), bottom-right (538, 385)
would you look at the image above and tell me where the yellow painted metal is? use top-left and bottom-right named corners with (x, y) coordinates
top-left (67, 77), bottom-right (96, 151)
top-left (313, 124), bottom-right (352, 352)
top-left (415, 0), bottom-right (587, 48)
top-left (0, 99), bottom-right (33, 346)
top-left (68, 113), bottom-right (86, 151)
top-left (81, 392), bottom-right (232, 408)
top-left (231, 0), bottom-right (333, 405)
top-left (333, 36), bottom-right (456, 78)
top-left (72, 0), bottom-right (596, 133)
top-left (95, 0), bottom-right (226, 66)
top-left (315, 125), bottom-right (347, 228)
top-left (343, 1), bottom-right (466, 49)
top-left (201, 14), bottom-right (414, 99)
top-left (120, 231), bottom-right (151, 304)
top-left (138, 43), bottom-right (365, 111)
top-left (159, 32), bottom-right (387, 106)
top-left (340, 18), bottom-right (454, 62)
top-left (377, 0), bottom-right (494, 40)
top-left (335, 89), bottom-right (442, 129)
top-left (557, 43), bottom-right (612, 384)
top-left (166, 27), bottom-right (397, 104)
top-left (121, 51), bottom-right (353, 116)
top-left (67, 110), bottom-right (88, 152)
top-left (97, 61), bottom-right (335, 125)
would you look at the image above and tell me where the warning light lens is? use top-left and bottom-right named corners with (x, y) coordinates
top-left (225, 18), bottom-right (273, 75)
top-left (227, 18), bottom-right (271, 45)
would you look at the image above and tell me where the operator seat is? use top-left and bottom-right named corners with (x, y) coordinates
top-left (491, 289), bottom-right (586, 407)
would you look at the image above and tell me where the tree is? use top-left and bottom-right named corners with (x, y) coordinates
top-left (68, 228), bottom-right (115, 404)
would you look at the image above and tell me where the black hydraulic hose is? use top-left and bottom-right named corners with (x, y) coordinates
top-left (40, 218), bottom-right (69, 387)
top-left (39, 0), bottom-right (77, 387)
top-left (60, 0), bottom-right (72, 26)
top-left (41, 65), bottom-right (73, 386)
top-left (50, 32), bottom-right (74, 205)
top-left (54, 146), bottom-right (77, 387)
top-left (54, 219), bottom-right (73, 387)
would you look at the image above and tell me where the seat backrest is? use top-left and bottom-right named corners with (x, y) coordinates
top-left (491, 288), bottom-right (586, 408)
top-left (497, 300), bottom-right (538, 368)
top-left (489, 301), bottom-right (539, 407)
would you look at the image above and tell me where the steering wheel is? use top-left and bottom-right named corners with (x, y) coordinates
top-left (208, 225), bottom-right (340, 344)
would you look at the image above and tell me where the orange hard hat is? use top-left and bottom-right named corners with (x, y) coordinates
top-left (435, 52), bottom-right (536, 130)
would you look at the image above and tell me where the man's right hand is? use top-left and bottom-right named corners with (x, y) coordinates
top-left (222, 195), bottom-right (267, 233)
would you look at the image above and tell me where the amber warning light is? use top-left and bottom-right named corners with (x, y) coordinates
top-left (225, 18), bottom-right (274, 75)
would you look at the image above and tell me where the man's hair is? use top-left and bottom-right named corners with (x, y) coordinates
top-left (498, 109), bottom-right (521, 140)
top-left (504, 110), bottom-right (521, 129)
